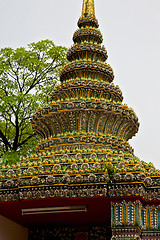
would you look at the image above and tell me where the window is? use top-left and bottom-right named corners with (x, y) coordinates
top-left (123, 204), bottom-right (127, 223)
top-left (111, 205), bottom-right (115, 223)
top-left (117, 205), bottom-right (121, 222)
top-left (135, 203), bottom-right (139, 224)
top-left (152, 209), bottom-right (155, 227)
top-left (141, 209), bottom-right (144, 226)
top-left (158, 208), bottom-right (160, 228)
top-left (146, 208), bottom-right (151, 227)
top-left (128, 204), bottom-right (132, 223)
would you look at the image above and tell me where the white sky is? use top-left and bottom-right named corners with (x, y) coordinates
top-left (0, 0), bottom-right (160, 168)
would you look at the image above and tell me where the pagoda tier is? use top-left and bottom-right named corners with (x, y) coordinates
top-left (31, 12), bottom-right (139, 142)
top-left (0, 0), bottom-right (158, 205)
top-left (0, 0), bottom-right (159, 205)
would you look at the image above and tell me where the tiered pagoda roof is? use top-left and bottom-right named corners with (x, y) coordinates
top-left (0, 0), bottom-right (160, 235)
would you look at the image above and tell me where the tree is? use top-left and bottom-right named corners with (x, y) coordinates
top-left (0, 40), bottom-right (68, 163)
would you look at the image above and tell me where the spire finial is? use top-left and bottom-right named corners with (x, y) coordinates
top-left (82, 0), bottom-right (95, 17)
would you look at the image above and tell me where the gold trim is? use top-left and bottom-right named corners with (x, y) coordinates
top-left (18, 181), bottom-right (108, 189)
top-left (82, 0), bottom-right (95, 17)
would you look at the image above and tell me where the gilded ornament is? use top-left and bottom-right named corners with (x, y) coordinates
top-left (82, 0), bottom-right (95, 17)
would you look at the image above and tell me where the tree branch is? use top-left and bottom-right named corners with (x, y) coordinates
top-left (0, 129), bottom-right (11, 151)
top-left (12, 114), bottom-right (19, 151)
top-left (24, 59), bottom-right (56, 95)
top-left (18, 133), bottom-right (36, 148)
top-left (8, 59), bottom-right (22, 92)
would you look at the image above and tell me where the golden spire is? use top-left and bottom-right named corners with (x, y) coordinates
top-left (82, 0), bottom-right (95, 17)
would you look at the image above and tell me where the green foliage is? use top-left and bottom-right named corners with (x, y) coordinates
top-left (2, 150), bottom-right (19, 165)
top-left (0, 40), bottom-right (68, 164)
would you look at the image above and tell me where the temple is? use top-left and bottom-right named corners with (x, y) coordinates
top-left (0, 0), bottom-right (160, 239)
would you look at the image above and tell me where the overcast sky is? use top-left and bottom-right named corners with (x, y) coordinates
top-left (0, 0), bottom-right (160, 168)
